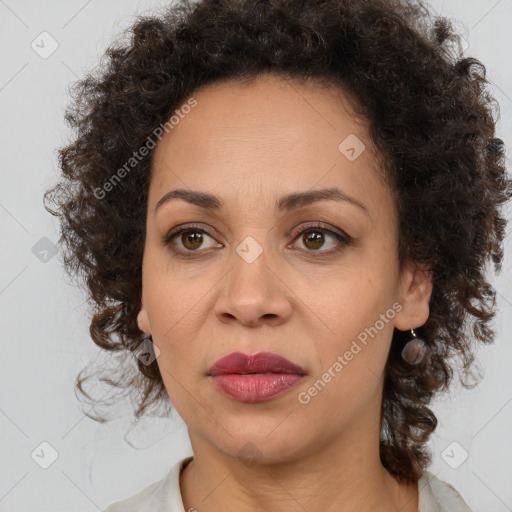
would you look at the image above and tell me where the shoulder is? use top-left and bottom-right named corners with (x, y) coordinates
top-left (104, 456), bottom-right (192, 512)
top-left (418, 471), bottom-right (473, 512)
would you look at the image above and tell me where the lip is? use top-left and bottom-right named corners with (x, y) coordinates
top-left (208, 351), bottom-right (306, 376)
top-left (208, 352), bottom-right (306, 403)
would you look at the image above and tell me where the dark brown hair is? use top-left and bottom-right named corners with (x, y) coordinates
top-left (44, 0), bottom-right (512, 483)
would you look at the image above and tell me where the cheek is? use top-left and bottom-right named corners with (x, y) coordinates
top-left (142, 253), bottom-right (213, 335)
top-left (311, 271), bottom-right (397, 386)
top-left (141, 269), bottom-right (213, 393)
top-left (315, 269), bottom-right (391, 337)
top-left (300, 306), bottom-right (395, 425)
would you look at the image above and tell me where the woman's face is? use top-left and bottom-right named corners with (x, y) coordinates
top-left (138, 73), bottom-right (432, 464)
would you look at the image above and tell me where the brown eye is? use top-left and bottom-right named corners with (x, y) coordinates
top-left (292, 225), bottom-right (351, 254)
top-left (181, 231), bottom-right (204, 250)
top-left (163, 222), bottom-right (352, 257)
top-left (163, 226), bottom-right (220, 253)
top-left (302, 230), bottom-right (326, 250)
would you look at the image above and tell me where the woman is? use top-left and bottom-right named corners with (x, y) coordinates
top-left (44, 0), bottom-right (512, 510)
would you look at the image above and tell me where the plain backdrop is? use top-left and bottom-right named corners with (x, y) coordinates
top-left (1, 1), bottom-right (511, 510)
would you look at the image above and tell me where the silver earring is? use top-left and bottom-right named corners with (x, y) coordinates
top-left (401, 328), bottom-right (427, 365)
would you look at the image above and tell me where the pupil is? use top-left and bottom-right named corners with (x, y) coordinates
top-left (305, 231), bottom-right (324, 250)
top-left (183, 232), bottom-right (203, 249)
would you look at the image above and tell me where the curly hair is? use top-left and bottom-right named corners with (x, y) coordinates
top-left (44, 0), bottom-right (512, 483)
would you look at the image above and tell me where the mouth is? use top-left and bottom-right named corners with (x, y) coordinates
top-left (208, 351), bottom-right (306, 376)
top-left (207, 351), bottom-right (306, 403)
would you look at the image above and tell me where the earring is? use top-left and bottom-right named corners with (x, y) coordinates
top-left (401, 328), bottom-right (427, 365)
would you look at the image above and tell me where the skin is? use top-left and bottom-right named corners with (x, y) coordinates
top-left (137, 72), bottom-right (433, 512)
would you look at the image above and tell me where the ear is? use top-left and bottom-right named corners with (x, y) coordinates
top-left (394, 261), bottom-right (433, 331)
top-left (137, 300), bottom-right (151, 335)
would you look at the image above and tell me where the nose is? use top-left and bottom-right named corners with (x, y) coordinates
top-left (213, 239), bottom-right (293, 328)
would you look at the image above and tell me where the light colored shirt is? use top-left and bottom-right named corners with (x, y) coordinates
top-left (105, 456), bottom-right (472, 512)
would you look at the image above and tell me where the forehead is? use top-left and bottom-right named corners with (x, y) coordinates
top-left (149, 73), bottom-right (390, 215)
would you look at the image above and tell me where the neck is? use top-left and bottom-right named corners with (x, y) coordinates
top-left (179, 402), bottom-right (418, 512)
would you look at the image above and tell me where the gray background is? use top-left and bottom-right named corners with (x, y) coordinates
top-left (1, 0), bottom-right (511, 510)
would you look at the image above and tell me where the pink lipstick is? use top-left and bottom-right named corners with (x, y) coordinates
top-left (208, 352), bottom-right (305, 403)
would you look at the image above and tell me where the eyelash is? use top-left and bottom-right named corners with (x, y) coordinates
top-left (162, 222), bottom-right (353, 257)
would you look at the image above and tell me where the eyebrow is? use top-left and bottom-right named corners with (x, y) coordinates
top-left (154, 187), bottom-right (369, 216)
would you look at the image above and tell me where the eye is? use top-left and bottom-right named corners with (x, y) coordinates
top-left (163, 224), bottom-right (221, 254)
top-left (290, 223), bottom-right (352, 255)
top-left (163, 222), bottom-right (353, 257)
